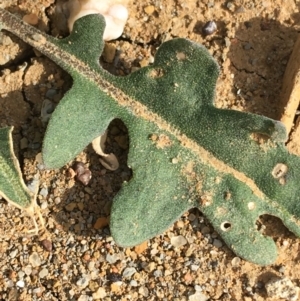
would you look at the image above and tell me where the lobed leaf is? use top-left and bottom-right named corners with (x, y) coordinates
top-left (1, 9), bottom-right (300, 265)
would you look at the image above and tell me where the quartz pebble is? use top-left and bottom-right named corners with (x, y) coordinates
top-left (202, 21), bottom-right (217, 36)
top-left (122, 267), bottom-right (136, 279)
top-left (16, 280), bottom-right (25, 288)
top-left (171, 235), bottom-right (188, 248)
top-left (29, 252), bottom-right (41, 267)
top-left (9, 249), bottom-right (18, 258)
top-left (76, 275), bottom-right (91, 288)
top-left (130, 280), bottom-right (138, 287)
top-left (39, 187), bottom-right (48, 197)
top-left (27, 178), bottom-right (39, 194)
top-left (106, 253), bottom-right (119, 264)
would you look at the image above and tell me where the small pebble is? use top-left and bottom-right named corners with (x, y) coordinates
top-left (122, 267), bottom-right (137, 279)
top-left (27, 178), bottom-right (39, 194)
top-left (24, 266), bottom-right (32, 276)
top-left (92, 287), bottom-right (107, 299)
top-left (279, 265), bottom-right (286, 274)
top-left (201, 226), bottom-right (210, 234)
top-left (106, 253), bottom-right (119, 264)
top-left (103, 43), bottom-right (116, 63)
top-left (191, 265), bottom-right (199, 271)
top-left (231, 257), bottom-right (241, 267)
top-left (40, 202), bottom-right (48, 209)
top-left (202, 21), bottom-right (217, 36)
top-left (18, 271), bottom-right (25, 278)
top-left (130, 280), bottom-right (138, 287)
top-left (213, 239), bottom-right (223, 248)
top-left (41, 239), bottom-right (53, 252)
top-left (9, 249), bottom-right (18, 258)
top-left (39, 268), bottom-right (48, 278)
top-left (108, 273), bottom-right (122, 282)
top-left (189, 292), bottom-right (209, 301)
top-left (33, 287), bottom-right (41, 294)
top-left (20, 137), bottom-right (28, 149)
top-left (22, 13), bottom-right (39, 25)
top-left (78, 295), bottom-right (89, 301)
top-left (16, 280), bottom-right (25, 288)
top-left (144, 5), bottom-right (155, 15)
top-left (171, 235), bottom-right (188, 248)
top-left (188, 213), bottom-right (196, 221)
top-left (45, 88), bottom-right (58, 99)
top-left (29, 252), bottom-right (41, 267)
top-left (76, 275), bottom-right (90, 288)
top-left (139, 286), bottom-right (149, 297)
top-left (153, 270), bottom-right (163, 277)
top-left (39, 187), bottom-right (48, 197)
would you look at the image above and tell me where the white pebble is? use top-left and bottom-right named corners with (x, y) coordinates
top-left (122, 267), bottom-right (137, 279)
top-left (18, 271), bottom-right (25, 278)
top-left (39, 187), bottom-right (48, 197)
top-left (106, 253), bottom-right (119, 264)
top-left (191, 264), bottom-right (199, 271)
top-left (16, 280), bottom-right (25, 288)
top-left (76, 275), bottom-right (91, 288)
top-left (130, 280), bottom-right (138, 287)
top-left (9, 249), bottom-right (18, 258)
top-left (171, 235), bottom-right (188, 248)
top-left (231, 257), bottom-right (241, 267)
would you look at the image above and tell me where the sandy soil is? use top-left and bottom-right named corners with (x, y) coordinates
top-left (1, 0), bottom-right (300, 300)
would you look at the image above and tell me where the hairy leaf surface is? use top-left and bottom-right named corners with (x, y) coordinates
top-left (1, 9), bottom-right (300, 265)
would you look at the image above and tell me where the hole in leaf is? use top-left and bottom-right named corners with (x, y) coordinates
top-left (256, 215), bottom-right (294, 238)
top-left (53, 118), bottom-right (132, 236)
top-left (220, 221), bottom-right (232, 232)
top-left (148, 68), bottom-right (164, 79)
top-left (271, 163), bottom-right (288, 179)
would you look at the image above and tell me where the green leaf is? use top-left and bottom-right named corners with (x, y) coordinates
top-left (1, 9), bottom-right (300, 265)
top-left (0, 127), bottom-right (33, 209)
top-left (0, 127), bottom-right (42, 233)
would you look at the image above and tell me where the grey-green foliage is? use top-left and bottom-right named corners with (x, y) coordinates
top-left (1, 9), bottom-right (300, 265)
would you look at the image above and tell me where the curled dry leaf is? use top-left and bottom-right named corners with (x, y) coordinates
top-left (92, 132), bottom-right (119, 171)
